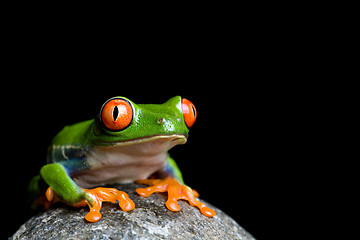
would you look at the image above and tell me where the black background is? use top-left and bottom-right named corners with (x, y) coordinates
top-left (3, 78), bottom-right (309, 239)
top-left (0, 15), bottom-right (320, 239)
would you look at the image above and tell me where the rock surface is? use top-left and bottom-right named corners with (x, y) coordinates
top-left (11, 183), bottom-right (255, 240)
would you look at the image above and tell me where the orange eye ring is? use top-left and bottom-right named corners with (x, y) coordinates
top-left (182, 98), bottom-right (197, 128)
top-left (100, 98), bottom-right (133, 131)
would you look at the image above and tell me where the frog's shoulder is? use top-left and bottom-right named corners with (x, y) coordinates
top-left (51, 119), bottom-right (94, 146)
top-left (47, 120), bottom-right (94, 163)
top-left (47, 144), bottom-right (87, 163)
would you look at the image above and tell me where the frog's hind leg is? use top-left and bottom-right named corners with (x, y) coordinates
top-left (28, 175), bottom-right (55, 212)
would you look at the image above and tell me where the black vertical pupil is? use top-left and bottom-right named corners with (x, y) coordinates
top-left (113, 106), bottom-right (119, 121)
top-left (191, 105), bottom-right (196, 117)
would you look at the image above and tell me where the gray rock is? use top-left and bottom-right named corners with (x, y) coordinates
top-left (11, 183), bottom-right (255, 240)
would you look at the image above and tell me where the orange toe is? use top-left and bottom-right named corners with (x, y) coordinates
top-left (45, 187), bottom-right (54, 201)
top-left (192, 189), bottom-right (200, 198)
top-left (82, 187), bottom-right (135, 222)
top-left (44, 187), bottom-right (135, 222)
top-left (136, 177), bottom-right (215, 217)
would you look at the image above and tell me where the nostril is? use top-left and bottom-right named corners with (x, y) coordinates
top-left (157, 118), bottom-right (165, 124)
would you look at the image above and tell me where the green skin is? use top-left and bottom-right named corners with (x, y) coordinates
top-left (32, 96), bottom-right (189, 207)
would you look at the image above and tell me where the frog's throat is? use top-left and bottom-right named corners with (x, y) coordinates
top-left (98, 134), bottom-right (187, 147)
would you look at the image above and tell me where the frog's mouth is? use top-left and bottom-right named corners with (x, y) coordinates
top-left (100, 134), bottom-right (187, 148)
top-left (94, 134), bottom-right (187, 161)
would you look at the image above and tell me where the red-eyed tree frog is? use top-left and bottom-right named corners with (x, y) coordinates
top-left (29, 96), bottom-right (215, 222)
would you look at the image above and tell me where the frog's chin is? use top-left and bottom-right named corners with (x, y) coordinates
top-left (75, 134), bottom-right (187, 188)
top-left (100, 134), bottom-right (187, 147)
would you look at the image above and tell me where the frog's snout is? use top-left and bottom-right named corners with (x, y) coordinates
top-left (157, 117), bottom-right (181, 125)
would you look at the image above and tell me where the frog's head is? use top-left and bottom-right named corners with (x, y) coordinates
top-left (92, 96), bottom-right (197, 146)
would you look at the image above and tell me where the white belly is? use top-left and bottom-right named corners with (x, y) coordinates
top-left (72, 135), bottom-right (185, 188)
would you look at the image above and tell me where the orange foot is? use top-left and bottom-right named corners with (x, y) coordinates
top-left (136, 177), bottom-right (216, 217)
top-left (45, 187), bottom-right (135, 222)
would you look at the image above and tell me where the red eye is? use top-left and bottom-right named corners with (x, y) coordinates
top-left (101, 98), bottom-right (133, 131)
top-left (182, 98), bottom-right (197, 128)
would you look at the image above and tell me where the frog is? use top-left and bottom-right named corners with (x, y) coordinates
top-left (29, 96), bottom-right (215, 222)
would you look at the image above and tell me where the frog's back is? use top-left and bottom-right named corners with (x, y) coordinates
top-left (47, 119), bottom-right (94, 163)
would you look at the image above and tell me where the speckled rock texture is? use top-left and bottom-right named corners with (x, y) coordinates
top-left (11, 183), bottom-right (255, 240)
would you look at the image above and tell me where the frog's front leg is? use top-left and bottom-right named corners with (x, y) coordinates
top-left (136, 156), bottom-right (216, 217)
top-left (40, 163), bottom-right (135, 222)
